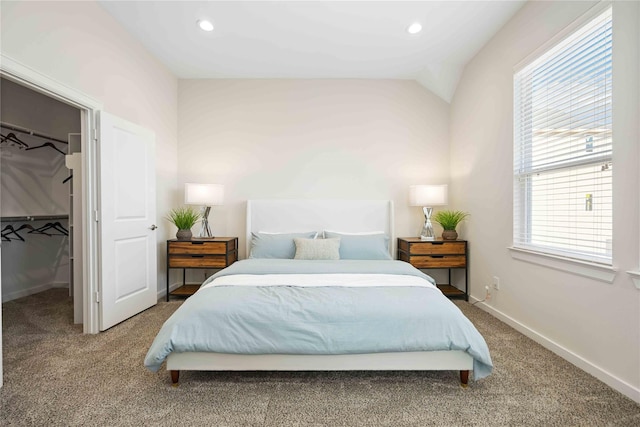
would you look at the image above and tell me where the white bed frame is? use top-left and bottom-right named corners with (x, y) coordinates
top-left (166, 199), bottom-right (473, 385)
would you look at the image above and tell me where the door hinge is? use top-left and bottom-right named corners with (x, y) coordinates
top-left (94, 209), bottom-right (99, 222)
top-left (92, 127), bottom-right (98, 142)
top-left (94, 291), bottom-right (100, 303)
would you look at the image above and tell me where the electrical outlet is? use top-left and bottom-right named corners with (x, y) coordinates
top-left (492, 276), bottom-right (500, 290)
top-left (484, 285), bottom-right (491, 301)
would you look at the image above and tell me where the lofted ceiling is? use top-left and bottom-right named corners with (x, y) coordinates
top-left (99, 1), bottom-right (525, 103)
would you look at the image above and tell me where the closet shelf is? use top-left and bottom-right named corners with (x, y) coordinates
top-left (1, 215), bottom-right (69, 222)
top-left (1, 121), bottom-right (69, 145)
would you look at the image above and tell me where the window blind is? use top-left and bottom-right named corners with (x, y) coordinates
top-left (513, 7), bottom-right (612, 264)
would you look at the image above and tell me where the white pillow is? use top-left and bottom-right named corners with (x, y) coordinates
top-left (322, 230), bottom-right (384, 238)
top-left (260, 231), bottom-right (319, 238)
top-left (294, 238), bottom-right (341, 260)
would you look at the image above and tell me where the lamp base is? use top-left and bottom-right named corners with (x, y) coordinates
top-left (419, 207), bottom-right (436, 241)
top-left (198, 206), bottom-right (214, 238)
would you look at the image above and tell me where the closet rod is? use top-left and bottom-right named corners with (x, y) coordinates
top-left (1, 122), bottom-right (69, 145)
top-left (1, 215), bottom-right (69, 222)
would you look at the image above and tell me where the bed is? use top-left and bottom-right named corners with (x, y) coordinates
top-left (145, 200), bottom-right (492, 386)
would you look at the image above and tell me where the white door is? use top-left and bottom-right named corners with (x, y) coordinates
top-left (98, 111), bottom-right (157, 330)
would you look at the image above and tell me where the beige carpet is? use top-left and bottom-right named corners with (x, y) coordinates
top-left (1, 289), bottom-right (639, 426)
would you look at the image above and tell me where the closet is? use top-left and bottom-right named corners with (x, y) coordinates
top-left (0, 77), bottom-right (83, 324)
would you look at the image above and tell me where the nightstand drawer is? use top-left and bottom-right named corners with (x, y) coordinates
top-left (408, 242), bottom-right (465, 255)
top-left (168, 255), bottom-right (229, 268)
top-left (168, 241), bottom-right (230, 255)
top-left (409, 255), bottom-right (467, 268)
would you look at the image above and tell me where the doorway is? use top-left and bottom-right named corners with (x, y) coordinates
top-left (0, 56), bottom-right (102, 337)
top-left (1, 77), bottom-right (83, 323)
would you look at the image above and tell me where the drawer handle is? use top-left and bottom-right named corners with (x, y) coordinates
top-left (431, 242), bottom-right (444, 245)
top-left (191, 241), bottom-right (204, 245)
top-left (430, 255), bottom-right (445, 258)
top-left (190, 255), bottom-right (205, 258)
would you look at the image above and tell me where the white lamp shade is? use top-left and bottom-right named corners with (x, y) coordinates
top-left (184, 183), bottom-right (224, 206)
top-left (409, 184), bottom-right (448, 206)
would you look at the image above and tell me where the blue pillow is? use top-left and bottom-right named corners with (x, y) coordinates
top-left (249, 232), bottom-right (318, 259)
top-left (323, 232), bottom-right (391, 260)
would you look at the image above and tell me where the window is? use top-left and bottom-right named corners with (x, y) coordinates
top-left (513, 7), bottom-right (612, 265)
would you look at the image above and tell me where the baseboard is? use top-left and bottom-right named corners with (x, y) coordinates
top-left (2, 282), bottom-right (69, 303)
top-left (50, 281), bottom-right (69, 289)
top-left (470, 296), bottom-right (640, 403)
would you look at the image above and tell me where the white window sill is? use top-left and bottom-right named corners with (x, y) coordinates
top-left (508, 247), bottom-right (616, 283)
top-left (627, 270), bottom-right (640, 290)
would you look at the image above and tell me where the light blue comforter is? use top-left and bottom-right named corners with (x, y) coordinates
top-left (144, 259), bottom-right (493, 379)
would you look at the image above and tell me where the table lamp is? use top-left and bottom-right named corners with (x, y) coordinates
top-left (409, 184), bottom-right (448, 241)
top-left (184, 183), bottom-right (224, 238)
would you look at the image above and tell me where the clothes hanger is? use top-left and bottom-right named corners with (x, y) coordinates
top-left (34, 222), bottom-right (68, 236)
top-left (2, 224), bottom-right (16, 233)
top-left (52, 222), bottom-right (69, 235)
top-left (6, 133), bottom-right (29, 148)
top-left (0, 132), bottom-right (29, 149)
top-left (25, 141), bottom-right (65, 155)
top-left (33, 222), bottom-right (60, 235)
top-left (1, 225), bottom-right (26, 241)
top-left (16, 223), bottom-right (51, 236)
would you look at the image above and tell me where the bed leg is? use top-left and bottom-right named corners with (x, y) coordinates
top-left (460, 370), bottom-right (469, 388)
top-left (170, 370), bottom-right (180, 386)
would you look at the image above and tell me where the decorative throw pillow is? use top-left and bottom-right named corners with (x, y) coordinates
top-left (294, 237), bottom-right (341, 260)
top-left (323, 231), bottom-right (391, 260)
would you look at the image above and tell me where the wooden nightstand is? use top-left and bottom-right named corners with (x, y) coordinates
top-left (166, 237), bottom-right (238, 301)
top-left (397, 238), bottom-right (468, 300)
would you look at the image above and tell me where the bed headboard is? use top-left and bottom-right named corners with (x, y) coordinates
top-left (246, 199), bottom-right (395, 257)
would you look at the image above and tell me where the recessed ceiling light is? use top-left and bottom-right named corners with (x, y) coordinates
top-left (407, 22), bottom-right (422, 35)
top-left (198, 20), bottom-right (214, 32)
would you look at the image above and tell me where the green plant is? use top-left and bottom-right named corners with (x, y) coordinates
top-left (166, 206), bottom-right (200, 230)
top-left (432, 210), bottom-right (469, 230)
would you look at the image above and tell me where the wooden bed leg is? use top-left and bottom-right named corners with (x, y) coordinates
top-left (460, 370), bottom-right (469, 388)
top-left (170, 370), bottom-right (180, 387)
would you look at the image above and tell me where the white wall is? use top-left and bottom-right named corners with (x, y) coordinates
top-left (450, 0), bottom-right (640, 402)
top-left (178, 79), bottom-right (450, 259)
top-left (0, 0), bottom-right (179, 293)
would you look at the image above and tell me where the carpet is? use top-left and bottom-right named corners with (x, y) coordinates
top-left (1, 289), bottom-right (639, 426)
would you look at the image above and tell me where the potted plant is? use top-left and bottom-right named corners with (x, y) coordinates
top-left (166, 206), bottom-right (200, 240)
top-left (432, 210), bottom-right (469, 240)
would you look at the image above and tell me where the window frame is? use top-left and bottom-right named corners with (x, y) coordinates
top-left (512, 4), bottom-right (614, 270)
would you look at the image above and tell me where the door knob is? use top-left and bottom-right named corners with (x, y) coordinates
top-left (149, 224), bottom-right (158, 230)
